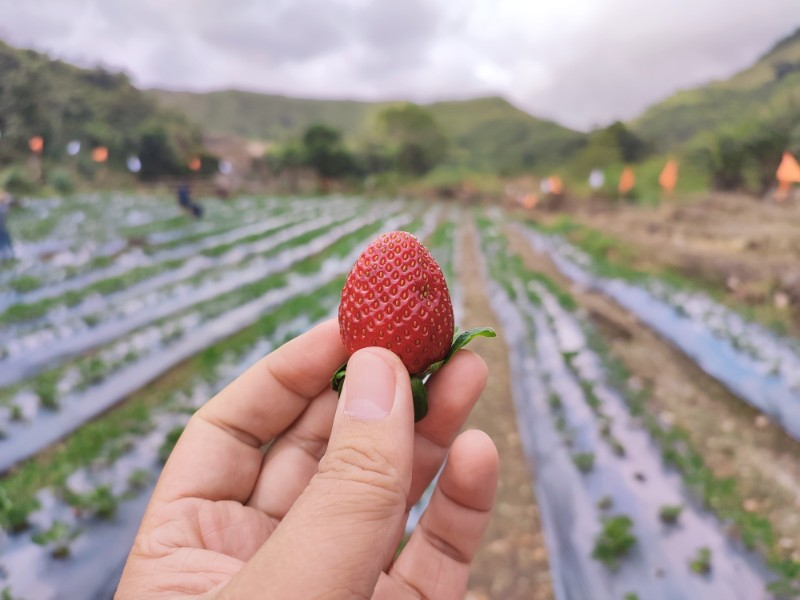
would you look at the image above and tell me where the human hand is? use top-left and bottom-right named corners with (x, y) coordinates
top-left (116, 319), bottom-right (498, 599)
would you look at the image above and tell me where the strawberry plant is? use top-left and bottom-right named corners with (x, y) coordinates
top-left (659, 504), bottom-right (683, 525)
top-left (690, 547), bottom-right (712, 575)
top-left (592, 515), bottom-right (636, 570)
top-left (573, 452), bottom-right (596, 473)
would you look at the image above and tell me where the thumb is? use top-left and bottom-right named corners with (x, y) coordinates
top-left (224, 348), bottom-right (415, 600)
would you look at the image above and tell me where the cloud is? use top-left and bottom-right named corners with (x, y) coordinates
top-left (0, 0), bottom-right (798, 129)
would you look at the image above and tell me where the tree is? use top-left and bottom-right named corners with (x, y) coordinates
top-left (375, 104), bottom-right (447, 176)
top-left (136, 123), bottom-right (185, 181)
top-left (605, 121), bottom-right (648, 163)
top-left (301, 124), bottom-right (357, 182)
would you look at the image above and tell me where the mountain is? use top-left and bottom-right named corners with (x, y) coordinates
top-left (632, 27), bottom-right (800, 152)
top-left (0, 40), bottom-right (202, 179)
top-left (148, 90), bottom-right (586, 172)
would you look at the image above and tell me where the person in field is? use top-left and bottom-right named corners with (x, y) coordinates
top-left (0, 191), bottom-right (14, 260)
top-left (176, 183), bottom-right (203, 219)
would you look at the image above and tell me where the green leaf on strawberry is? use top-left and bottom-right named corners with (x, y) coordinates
top-left (331, 327), bottom-right (496, 421)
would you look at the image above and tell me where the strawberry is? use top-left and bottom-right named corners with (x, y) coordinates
top-left (339, 231), bottom-right (454, 374)
top-left (333, 230), bottom-right (495, 421)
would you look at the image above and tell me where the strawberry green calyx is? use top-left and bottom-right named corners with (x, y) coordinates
top-left (330, 326), bottom-right (496, 422)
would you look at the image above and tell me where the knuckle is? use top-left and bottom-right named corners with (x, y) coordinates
top-left (319, 443), bottom-right (407, 508)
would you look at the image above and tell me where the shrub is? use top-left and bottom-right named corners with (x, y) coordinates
top-left (48, 169), bottom-right (75, 195)
top-left (592, 515), bottom-right (636, 570)
top-left (0, 166), bottom-right (36, 195)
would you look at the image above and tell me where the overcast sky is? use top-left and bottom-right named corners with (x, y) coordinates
top-left (1, 0), bottom-right (798, 130)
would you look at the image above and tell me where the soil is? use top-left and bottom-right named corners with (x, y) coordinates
top-left (505, 224), bottom-right (800, 564)
top-left (459, 223), bottom-right (554, 600)
top-left (565, 192), bottom-right (800, 332)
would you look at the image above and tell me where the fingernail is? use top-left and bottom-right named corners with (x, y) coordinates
top-left (344, 350), bottom-right (396, 420)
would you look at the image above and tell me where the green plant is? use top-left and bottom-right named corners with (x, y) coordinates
top-left (689, 547), bottom-right (712, 575)
top-left (0, 166), bottom-right (36, 195)
top-left (624, 594), bottom-right (641, 600)
top-left (127, 469), bottom-right (150, 492)
top-left (659, 504), bottom-right (684, 525)
top-left (597, 496), bottom-right (613, 511)
top-left (65, 485), bottom-right (118, 519)
top-left (48, 169), bottom-right (75, 195)
top-left (159, 426), bottom-right (185, 463)
top-left (33, 371), bottom-right (60, 411)
top-left (0, 489), bottom-right (37, 533)
top-left (31, 520), bottom-right (81, 558)
top-left (573, 452), bottom-right (595, 473)
top-left (78, 356), bottom-right (106, 388)
top-left (592, 515), bottom-right (637, 570)
top-left (8, 275), bottom-right (40, 294)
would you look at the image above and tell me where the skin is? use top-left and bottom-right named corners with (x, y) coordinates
top-left (117, 318), bottom-right (499, 599)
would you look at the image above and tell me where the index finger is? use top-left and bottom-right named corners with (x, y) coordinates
top-left (153, 319), bottom-right (348, 504)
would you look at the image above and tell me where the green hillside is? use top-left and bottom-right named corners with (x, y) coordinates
top-left (148, 90), bottom-right (586, 173)
top-left (147, 89), bottom-right (388, 142)
top-left (0, 40), bottom-right (201, 176)
top-left (632, 27), bottom-right (800, 151)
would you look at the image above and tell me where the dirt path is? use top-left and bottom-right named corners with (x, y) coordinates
top-left (460, 223), bottom-right (554, 600)
top-left (506, 225), bottom-right (800, 565)
top-left (565, 193), bottom-right (800, 332)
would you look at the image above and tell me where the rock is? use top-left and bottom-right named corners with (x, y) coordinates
top-left (779, 537), bottom-right (795, 550)
top-left (755, 415), bottom-right (770, 429)
top-left (743, 498), bottom-right (759, 512)
top-left (659, 411), bottom-right (675, 428)
top-left (774, 291), bottom-right (790, 310)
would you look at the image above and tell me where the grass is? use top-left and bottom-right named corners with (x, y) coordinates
top-left (592, 515), bottom-right (636, 570)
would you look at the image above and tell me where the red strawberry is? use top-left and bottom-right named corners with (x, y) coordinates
top-left (333, 230), bottom-right (495, 421)
top-left (338, 231), bottom-right (454, 375)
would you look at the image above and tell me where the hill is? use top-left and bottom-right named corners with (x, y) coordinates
top-left (148, 90), bottom-right (586, 173)
top-left (0, 40), bottom-right (202, 179)
top-left (632, 27), bottom-right (800, 151)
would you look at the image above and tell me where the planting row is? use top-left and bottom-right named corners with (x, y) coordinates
top-left (0, 201), bottom-right (400, 386)
top-left (476, 214), bottom-right (777, 599)
top-left (0, 206), bottom-right (446, 600)
top-left (0, 207), bottom-right (422, 471)
top-left (0, 199), bottom-right (367, 352)
top-left (520, 223), bottom-right (800, 442)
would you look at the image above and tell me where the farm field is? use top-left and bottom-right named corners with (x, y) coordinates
top-left (1, 193), bottom-right (800, 600)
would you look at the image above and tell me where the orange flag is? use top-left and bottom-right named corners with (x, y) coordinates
top-left (618, 167), bottom-right (635, 194)
top-left (523, 193), bottom-right (538, 209)
top-left (775, 152), bottom-right (800, 201)
top-left (92, 146), bottom-right (108, 163)
top-left (776, 152), bottom-right (800, 183)
top-left (659, 159), bottom-right (679, 193)
top-left (188, 157), bottom-right (201, 172)
top-left (29, 136), bottom-right (44, 154)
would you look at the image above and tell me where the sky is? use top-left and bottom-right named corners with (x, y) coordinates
top-left (1, 0), bottom-right (799, 130)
